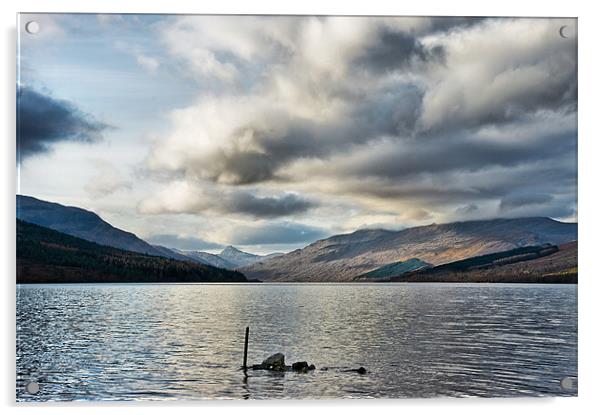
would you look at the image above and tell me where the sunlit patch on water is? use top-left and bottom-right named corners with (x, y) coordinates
top-left (16, 283), bottom-right (577, 400)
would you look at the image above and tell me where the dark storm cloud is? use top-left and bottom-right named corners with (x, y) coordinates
top-left (354, 29), bottom-right (444, 74)
top-left (186, 82), bottom-right (425, 185)
top-left (193, 121), bottom-right (322, 184)
top-left (146, 234), bottom-right (223, 251)
top-left (17, 86), bottom-right (110, 160)
top-left (138, 185), bottom-right (317, 219)
top-left (229, 222), bottom-right (329, 245)
top-left (332, 129), bottom-right (576, 183)
top-left (228, 192), bottom-right (315, 218)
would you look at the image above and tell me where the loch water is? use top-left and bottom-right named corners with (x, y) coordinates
top-left (16, 283), bottom-right (578, 400)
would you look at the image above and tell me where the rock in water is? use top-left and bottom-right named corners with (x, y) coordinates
top-left (261, 353), bottom-right (286, 371)
top-left (292, 361), bottom-right (309, 372)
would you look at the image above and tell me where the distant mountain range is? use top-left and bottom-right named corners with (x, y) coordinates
top-left (241, 217), bottom-right (577, 282)
top-left (17, 219), bottom-right (248, 283)
top-left (173, 246), bottom-right (283, 269)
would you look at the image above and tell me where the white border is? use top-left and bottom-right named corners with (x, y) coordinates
top-left (2, 1), bottom-right (601, 414)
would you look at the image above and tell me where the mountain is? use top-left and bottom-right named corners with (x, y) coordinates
top-left (173, 247), bottom-right (283, 269)
top-left (218, 246), bottom-right (264, 268)
top-left (17, 220), bottom-right (248, 283)
top-left (241, 217), bottom-right (577, 282)
top-left (175, 250), bottom-right (237, 269)
top-left (388, 242), bottom-right (577, 283)
top-left (17, 195), bottom-right (168, 258)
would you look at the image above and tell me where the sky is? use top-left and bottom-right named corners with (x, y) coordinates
top-left (17, 14), bottom-right (577, 255)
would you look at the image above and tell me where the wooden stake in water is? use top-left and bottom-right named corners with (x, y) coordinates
top-left (243, 326), bottom-right (249, 371)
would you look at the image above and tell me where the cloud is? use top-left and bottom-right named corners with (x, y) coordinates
top-left (287, 114), bottom-right (576, 183)
top-left (135, 54), bottom-right (160, 73)
top-left (84, 160), bottom-right (132, 198)
top-left (417, 18), bottom-right (577, 132)
top-left (138, 180), bottom-right (316, 218)
top-left (17, 86), bottom-right (109, 161)
top-left (139, 16), bottom-right (576, 233)
top-left (228, 192), bottom-right (316, 218)
top-left (146, 79), bottom-right (427, 185)
top-left (496, 190), bottom-right (576, 220)
top-left (226, 222), bottom-right (329, 245)
top-left (353, 28), bottom-right (444, 74)
top-left (146, 234), bottom-right (223, 251)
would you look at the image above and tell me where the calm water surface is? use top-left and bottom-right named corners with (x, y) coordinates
top-left (16, 283), bottom-right (577, 401)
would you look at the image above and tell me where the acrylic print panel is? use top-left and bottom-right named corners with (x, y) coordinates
top-left (16, 14), bottom-right (578, 401)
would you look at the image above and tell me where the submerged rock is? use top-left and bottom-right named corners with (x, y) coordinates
top-left (262, 353), bottom-right (285, 367)
top-left (292, 361), bottom-right (309, 372)
top-left (259, 353), bottom-right (286, 371)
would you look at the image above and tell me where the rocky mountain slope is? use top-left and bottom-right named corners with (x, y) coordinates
top-left (241, 217), bottom-right (577, 282)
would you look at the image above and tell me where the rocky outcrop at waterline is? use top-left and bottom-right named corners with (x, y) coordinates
top-left (249, 352), bottom-right (365, 375)
top-left (251, 353), bottom-right (316, 372)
